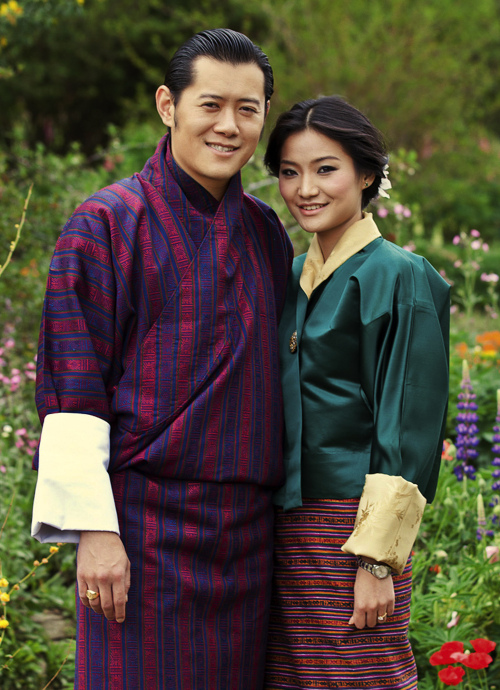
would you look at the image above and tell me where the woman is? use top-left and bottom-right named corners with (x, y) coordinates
top-left (263, 96), bottom-right (450, 689)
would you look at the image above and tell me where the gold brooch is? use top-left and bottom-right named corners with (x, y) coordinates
top-left (289, 330), bottom-right (297, 353)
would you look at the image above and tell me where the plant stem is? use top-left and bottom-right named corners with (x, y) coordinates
top-left (0, 491), bottom-right (16, 543)
top-left (0, 184), bottom-right (33, 278)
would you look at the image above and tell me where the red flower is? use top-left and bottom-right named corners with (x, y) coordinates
top-left (463, 652), bottom-right (493, 670)
top-left (438, 666), bottom-right (466, 686)
top-left (470, 638), bottom-right (496, 654)
top-left (429, 564), bottom-right (441, 574)
top-left (430, 642), bottom-right (464, 666)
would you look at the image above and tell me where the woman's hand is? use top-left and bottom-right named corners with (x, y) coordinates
top-left (348, 566), bottom-right (395, 629)
top-left (77, 531), bottom-right (131, 623)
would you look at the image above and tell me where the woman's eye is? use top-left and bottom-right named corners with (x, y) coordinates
top-left (280, 168), bottom-right (297, 177)
top-left (318, 165), bottom-right (337, 174)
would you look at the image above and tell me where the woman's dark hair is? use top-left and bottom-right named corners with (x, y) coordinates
top-left (264, 96), bottom-right (388, 208)
top-left (164, 28), bottom-right (274, 105)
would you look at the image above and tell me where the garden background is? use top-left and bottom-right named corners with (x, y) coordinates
top-left (1, 0), bottom-right (500, 687)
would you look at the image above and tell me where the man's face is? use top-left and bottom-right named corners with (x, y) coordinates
top-left (156, 56), bottom-right (268, 200)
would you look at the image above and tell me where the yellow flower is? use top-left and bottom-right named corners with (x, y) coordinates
top-left (0, 578), bottom-right (8, 588)
top-left (0, 592), bottom-right (10, 603)
top-left (0, 618), bottom-right (9, 628)
top-left (8, 0), bottom-right (22, 14)
top-left (76, 0), bottom-right (84, 4)
top-left (49, 546), bottom-right (59, 554)
top-left (0, 37), bottom-right (7, 48)
top-left (33, 560), bottom-right (40, 567)
top-left (13, 584), bottom-right (19, 590)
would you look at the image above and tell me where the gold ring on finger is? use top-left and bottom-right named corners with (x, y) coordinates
top-left (377, 613), bottom-right (387, 621)
top-left (86, 589), bottom-right (100, 601)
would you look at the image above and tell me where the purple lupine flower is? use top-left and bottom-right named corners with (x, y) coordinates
top-left (454, 361), bottom-right (479, 481)
top-left (491, 391), bottom-right (500, 495)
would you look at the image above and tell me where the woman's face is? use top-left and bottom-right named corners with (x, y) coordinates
top-left (278, 129), bottom-right (373, 257)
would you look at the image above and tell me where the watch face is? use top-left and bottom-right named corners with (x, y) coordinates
top-left (373, 565), bottom-right (390, 579)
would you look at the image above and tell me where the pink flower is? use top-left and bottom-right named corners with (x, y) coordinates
top-left (394, 203), bottom-right (404, 215)
top-left (447, 611), bottom-right (460, 628)
top-left (471, 261), bottom-right (480, 270)
top-left (454, 260), bottom-right (463, 268)
top-left (15, 440), bottom-right (24, 449)
top-left (482, 243), bottom-right (489, 252)
top-left (485, 545), bottom-right (499, 563)
top-left (4, 339), bottom-right (15, 349)
top-left (403, 207), bottom-right (412, 218)
top-left (0, 466), bottom-right (6, 473)
top-left (26, 448), bottom-right (35, 456)
top-left (470, 229), bottom-right (480, 237)
top-left (452, 236), bottom-right (460, 245)
top-left (25, 362), bottom-right (36, 370)
top-left (377, 208), bottom-right (389, 218)
top-left (471, 240), bottom-right (481, 250)
top-left (15, 428), bottom-right (27, 436)
top-left (402, 242), bottom-right (416, 253)
top-left (27, 439), bottom-right (38, 449)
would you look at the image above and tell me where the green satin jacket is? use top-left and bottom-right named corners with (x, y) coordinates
top-left (275, 236), bottom-right (450, 511)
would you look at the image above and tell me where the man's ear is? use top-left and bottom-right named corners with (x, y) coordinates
top-left (156, 85), bottom-right (175, 128)
top-left (265, 100), bottom-right (270, 119)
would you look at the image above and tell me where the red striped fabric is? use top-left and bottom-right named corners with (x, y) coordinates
top-left (35, 135), bottom-right (293, 687)
top-left (265, 499), bottom-right (417, 689)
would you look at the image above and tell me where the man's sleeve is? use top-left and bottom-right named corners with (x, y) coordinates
top-left (32, 206), bottom-right (121, 543)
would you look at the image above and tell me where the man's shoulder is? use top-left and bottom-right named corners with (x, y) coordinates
top-left (78, 174), bottom-right (145, 215)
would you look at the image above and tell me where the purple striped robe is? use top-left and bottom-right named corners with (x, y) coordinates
top-left (34, 135), bottom-right (292, 689)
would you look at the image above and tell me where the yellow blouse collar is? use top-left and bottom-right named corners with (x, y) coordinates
top-left (299, 213), bottom-right (381, 298)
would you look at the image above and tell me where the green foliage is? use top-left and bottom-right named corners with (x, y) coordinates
top-left (0, 0), bottom-right (274, 152)
top-left (410, 462), bottom-right (500, 686)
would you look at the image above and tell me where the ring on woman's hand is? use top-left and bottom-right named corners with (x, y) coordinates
top-left (377, 613), bottom-right (387, 621)
top-left (86, 589), bottom-right (100, 601)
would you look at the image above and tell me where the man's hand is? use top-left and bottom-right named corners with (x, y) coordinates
top-left (77, 531), bottom-right (131, 623)
top-left (348, 566), bottom-right (395, 629)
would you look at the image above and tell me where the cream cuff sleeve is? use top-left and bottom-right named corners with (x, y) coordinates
top-left (31, 412), bottom-right (119, 544)
top-left (341, 473), bottom-right (426, 575)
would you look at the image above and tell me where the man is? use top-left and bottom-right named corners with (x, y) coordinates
top-left (32, 29), bottom-right (292, 689)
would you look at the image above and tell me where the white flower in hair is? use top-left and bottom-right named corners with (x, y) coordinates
top-left (378, 163), bottom-right (392, 199)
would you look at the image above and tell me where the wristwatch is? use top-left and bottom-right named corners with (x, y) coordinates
top-left (357, 556), bottom-right (392, 580)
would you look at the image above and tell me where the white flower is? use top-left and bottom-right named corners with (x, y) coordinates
top-left (378, 163), bottom-right (392, 199)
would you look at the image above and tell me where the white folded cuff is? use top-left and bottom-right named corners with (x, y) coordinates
top-left (31, 412), bottom-right (120, 543)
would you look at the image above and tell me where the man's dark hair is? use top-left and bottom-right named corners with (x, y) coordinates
top-left (164, 28), bottom-right (274, 105)
top-left (265, 96), bottom-right (388, 209)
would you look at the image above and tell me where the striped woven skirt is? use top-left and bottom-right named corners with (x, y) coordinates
top-left (75, 470), bottom-right (274, 689)
top-left (264, 498), bottom-right (417, 689)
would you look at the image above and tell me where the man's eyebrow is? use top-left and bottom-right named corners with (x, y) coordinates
top-left (280, 156), bottom-right (341, 165)
top-left (198, 93), bottom-right (262, 106)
